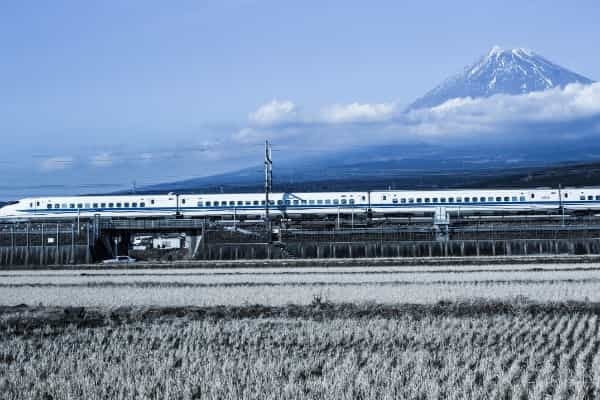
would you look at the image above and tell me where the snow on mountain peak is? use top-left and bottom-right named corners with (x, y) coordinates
top-left (488, 45), bottom-right (504, 57)
top-left (407, 47), bottom-right (594, 110)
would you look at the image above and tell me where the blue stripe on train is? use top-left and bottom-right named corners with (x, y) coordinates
top-left (17, 200), bottom-right (600, 214)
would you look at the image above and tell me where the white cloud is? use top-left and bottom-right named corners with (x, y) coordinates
top-left (233, 83), bottom-right (600, 150)
top-left (91, 152), bottom-right (113, 167)
top-left (233, 128), bottom-right (261, 143)
top-left (40, 156), bottom-right (74, 171)
top-left (249, 99), bottom-right (298, 125)
top-left (320, 102), bottom-right (396, 123)
top-left (400, 82), bottom-right (600, 139)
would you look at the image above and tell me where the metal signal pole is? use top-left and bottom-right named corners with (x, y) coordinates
top-left (558, 184), bottom-right (565, 226)
top-left (264, 140), bottom-right (273, 242)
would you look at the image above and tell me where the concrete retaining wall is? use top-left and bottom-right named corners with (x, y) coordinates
top-left (197, 238), bottom-right (600, 260)
top-left (3, 238), bottom-right (600, 265)
top-left (0, 245), bottom-right (91, 266)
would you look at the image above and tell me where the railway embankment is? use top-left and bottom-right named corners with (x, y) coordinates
top-left (4, 217), bottom-right (600, 266)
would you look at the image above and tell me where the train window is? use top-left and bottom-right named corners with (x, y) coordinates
top-left (108, 203), bottom-right (113, 208)
top-left (531, 194), bottom-right (535, 199)
top-left (340, 199), bottom-right (347, 205)
top-left (456, 198), bottom-right (462, 203)
top-left (433, 198), bottom-right (438, 203)
top-left (228, 201), bottom-right (235, 206)
top-left (495, 197), bottom-right (501, 202)
top-left (237, 201), bottom-right (243, 206)
top-left (284, 200), bottom-right (291, 205)
top-left (47, 204), bottom-right (52, 209)
top-left (401, 198), bottom-right (406, 203)
top-left (408, 198), bottom-right (414, 203)
top-left (416, 198), bottom-right (422, 203)
top-left (564, 193), bottom-right (568, 198)
top-left (84, 203), bottom-right (90, 208)
top-left (181, 199), bottom-right (186, 205)
top-left (277, 200), bottom-right (283, 205)
top-left (440, 198), bottom-right (446, 203)
top-left (349, 199), bottom-right (355, 204)
top-left (448, 197), bottom-right (454, 203)
top-left (333, 199), bottom-right (339, 205)
top-left (503, 197), bottom-right (509, 202)
top-left (76, 203), bottom-right (82, 208)
top-left (309, 200), bottom-right (315, 204)
top-left (463, 198), bottom-right (469, 203)
top-left (511, 197), bottom-right (517, 202)
top-left (36, 201), bottom-right (40, 207)
top-left (293, 200), bottom-right (299, 205)
top-left (472, 197), bottom-right (478, 202)
top-left (70, 204), bottom-right (75, 208)
top-left (424, 198), bottom-right (430, 203)
top-left (361, 196), bottom-right (366, 201)
top-left (131, 203), bottom-right (137, 208)
top-left (382, 195), bottom-right (387, 201)
top-left (151, 200), bottom-right (155, 205)
top-left (519, 196), bottom-right (526, 202)
top-left (580, 196), bottom-right (586, 201)
top-left (480, 197), bottom-right (486, 202)
top-left (29, 202), bottom-right (33, 208)
top-left (487, 197), bottom-right (493, 202)
top-left (596, 196), bottom-right (600, 201)
top-left (197, 201), bottom-right (203, 207)
top-left (253, 200), bottom-right (259, 205)
top-left (588, 195), bottom-right (594, 201)
top-left (301, 200), bottom-right (307, 205)
top-left (55, 204), bottom-right (60, 209)
top-left (140, 202), bottom-right (145, 207)
top-left (100, 203), bottom-right (106, 208)
top-left (115, 203), bottom-right (121, 208)
top-left (325, 200), bottom-right (331, 204)
top-left (392, 198), bottom-right (398, 204)
top-left (245, 201), bottom-right (251, 205)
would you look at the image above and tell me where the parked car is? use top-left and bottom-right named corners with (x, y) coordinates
top-left (102, 256), bottom-right (136, 264)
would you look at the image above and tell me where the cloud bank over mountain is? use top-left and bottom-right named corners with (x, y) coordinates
top-left (237, 82), bottom-right (600, 149)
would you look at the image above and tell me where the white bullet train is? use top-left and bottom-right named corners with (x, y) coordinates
top-left (1, 187), bottom-right (600, 221)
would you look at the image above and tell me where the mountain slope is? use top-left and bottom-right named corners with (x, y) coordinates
top-left (407, 46), bottom-right (594, 110)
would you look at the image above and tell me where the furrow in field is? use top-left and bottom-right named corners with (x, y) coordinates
top-left (509, 313), bottom-right (551, 387)
top-left (547, 315), bottom-right (579, 398)
top-left (530, 314), bottom-right (571, 398)
top-left (572, 314), bottom-right (597, 399)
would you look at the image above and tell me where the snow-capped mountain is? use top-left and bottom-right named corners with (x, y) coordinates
top-left (407, 46), bottom-right (594, 110)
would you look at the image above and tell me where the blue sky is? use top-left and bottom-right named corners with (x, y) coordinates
top-left (1, 1), bottom-right (599, 198)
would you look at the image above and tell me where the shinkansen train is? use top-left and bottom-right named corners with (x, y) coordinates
top-left (1, 187), bottom-right (599, 221)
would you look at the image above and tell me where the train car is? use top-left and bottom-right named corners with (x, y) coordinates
top-left (1, 187), bottom-right (600, 221)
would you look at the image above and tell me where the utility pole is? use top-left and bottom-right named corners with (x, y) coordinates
top-left (558, 184), bottom-right (565, 226)
top-left (264, 140), bottom-right (273, 242)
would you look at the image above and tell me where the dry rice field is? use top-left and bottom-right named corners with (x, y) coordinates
top-left (2, 263), bottom-right (600, 306)
top-left (3, 263), bottom-right (600, 399)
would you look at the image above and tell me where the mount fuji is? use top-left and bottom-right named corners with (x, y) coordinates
top-left (407, 46), bottom-right (594, 110)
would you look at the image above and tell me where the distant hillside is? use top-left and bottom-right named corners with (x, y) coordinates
top-left (130, 161), bottom-right (600, 194)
